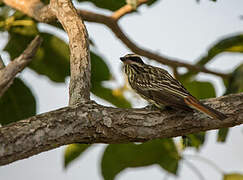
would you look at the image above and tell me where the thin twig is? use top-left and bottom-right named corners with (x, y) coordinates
top-left (111, 0), bottom-right (148, 21)
top-left (0, 35), bottom-right (42, 97)
top-left (3, 0), bottom-right (229, 79)
top-left (183, 159), bottom-right (205, 180)
top-left (184, 155), bottom-right (224, 174)
top-left (77, 10), bottom-right (229, 78)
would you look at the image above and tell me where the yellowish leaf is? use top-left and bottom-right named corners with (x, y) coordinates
top-left (224, 173), bottom-right (243, 180)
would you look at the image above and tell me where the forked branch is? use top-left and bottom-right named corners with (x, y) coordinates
top-left (0, 35), bottom-right (42, 97)
top-left (2, 0), bottom-right (229, 78)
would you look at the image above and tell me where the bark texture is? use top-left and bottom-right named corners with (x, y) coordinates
top-left (0, 36), bottom-right (42, 97)
top-left (50, 0), bottom-right (90, 104)
top-left (0, 93), bottom-right (242, 166)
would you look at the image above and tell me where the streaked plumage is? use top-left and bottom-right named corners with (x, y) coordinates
top-left (120, 54), bottom-right (227, 120)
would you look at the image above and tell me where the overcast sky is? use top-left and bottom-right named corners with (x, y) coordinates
top-left (1, 0), bottom-right (243, 180)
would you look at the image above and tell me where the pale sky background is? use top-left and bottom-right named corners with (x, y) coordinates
top-left (1, 0), bottom-right (243, 180)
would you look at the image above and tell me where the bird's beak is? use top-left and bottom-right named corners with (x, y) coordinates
top-left (120, 57), bottom-right (131, 64)
top-left (120, 56), bottom-right (132, 64)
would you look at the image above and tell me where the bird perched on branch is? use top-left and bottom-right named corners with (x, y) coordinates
top-left (120, 54), bottom-right (227, 120)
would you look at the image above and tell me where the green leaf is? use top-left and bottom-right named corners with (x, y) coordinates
top-left (224, 173), bottom-right (243, 180)
top-left (0, 6), bottom-right (12, 22)
top-left (217, 128), bottom-right (229, 142)
top-left (0, 2), bottom-right (5, 7)
top-left (217, 64), bottom-right (243, 143)
top-left (101, 139), bottom-right (180, 180)
top-left (40, 0), bottom-right (49, 4)
top-left (64, 144), bottom-right (91, 168)
top-left (92, 84), bottom-right (131, 108)
top-left (4, 32), bottom-right (70, 82)
top-left (77, 0), bottom-right (125, 11)
top-left (0, 11), bottom-right (38, 35)
top-left (77, 0), bottom-right (158, 11)
top-left (91, 52), bottom-right (110, 83)
top-left (146, 0), bottom-right (159, 6)
top-left (90, 52), bottom-right (131, 108)
top-left (179, 79), bottom-right (215, 148)
top-left (182, 34), bottom-right (243, 79)
top-left (181, 80), bottom-right (216, 99)
top-left (183, 132), bottom-right (206, 150)
top-left (178, 79), bottom-right (213, 149)
top-left (225, 64), bottom-right (243, 94)
top-left (30, 33), bottom-right (70, 82)
top-left (0, 78), bottom-right (36, 125)
top-left (197, 34), bottom-right (243, 66)
top-left (5, 32), bottom-right (130, 107)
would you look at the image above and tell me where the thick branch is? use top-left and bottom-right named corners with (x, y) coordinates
top-left (0, 93), bottom-right (242, 166)
top-left (50, 0), bottom-right (90, 104)
top-left (2, 0), bottom-right (229, 78)
top-left (0, 35), bottom-right (42, 97)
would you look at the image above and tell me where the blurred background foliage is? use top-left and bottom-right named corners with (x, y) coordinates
top-left (0, 0), bottom-right (243, 179)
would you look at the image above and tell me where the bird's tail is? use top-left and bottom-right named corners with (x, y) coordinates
top-left (184, 96), bottom-right (227, 120)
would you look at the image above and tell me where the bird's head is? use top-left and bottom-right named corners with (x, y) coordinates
top-left (120, 54), bottom-right (144, 67)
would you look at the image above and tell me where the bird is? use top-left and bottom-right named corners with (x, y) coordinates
top-left (120, 53), bottom-right (227, 120)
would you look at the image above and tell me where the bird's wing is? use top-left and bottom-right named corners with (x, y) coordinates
top-left (131, 80), bottom-right (192, 111)
top-left (131, 65), bottom-right (227, 119)
top-left (143, 65), bottom-right (191, 98)
top-left (131, 66), bottom-right (192, 110)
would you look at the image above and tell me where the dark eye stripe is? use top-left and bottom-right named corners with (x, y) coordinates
top-left (129, 56), bottom-right (144, 64)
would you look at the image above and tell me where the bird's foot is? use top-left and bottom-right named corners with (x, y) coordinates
top-left (145, 104), bottom-right (172, 112)
top-left (145, 104), bottom-right (160, 111)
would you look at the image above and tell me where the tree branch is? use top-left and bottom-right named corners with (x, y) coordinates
top-left (77, 10), bottom-right (228, 78)
top-left (0, 93), bottom-right (242, 166)
top-left (4, 0), bottom-right (91, 103)
top-left (2, 0), bottom-right (229, 79)
top-left (98, 19), bottom-right (229, 78)
top-left (111, 0), bottom-right (148, 21)
top-left (50, 0), bottom-right (90, 104)
top-left (2, 0), bottom-right (55, 22)
top-left (0, 35), bottom-right (42, 97)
